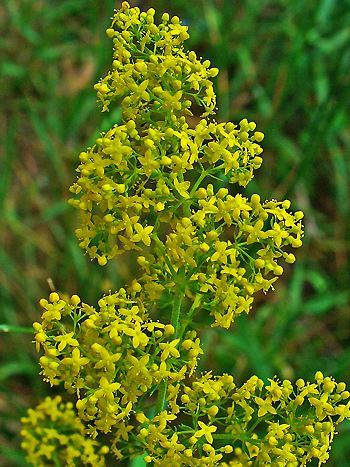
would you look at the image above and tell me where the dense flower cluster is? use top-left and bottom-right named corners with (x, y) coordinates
top-left (21, 3), bottom-right (349, 466)
top-left (68, 1), bottom-right (303, 329)
top-left (137, 195), bottom-right (303, 328)
top-left (34, 291), bottom-right (202, 434)
top-left (95, 5), bottom-right (217, 119)
top-left (131, 372), bottom-right (350, 465)
top-left (20, 396), bottom-right (108, 466)
top-left (69, 119), bottom-right (266, 266)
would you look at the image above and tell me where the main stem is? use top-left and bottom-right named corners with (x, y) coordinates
top-left (155, 281), bottom-right (184, 414)
top-left (171, 286), bottom-right (184, 339)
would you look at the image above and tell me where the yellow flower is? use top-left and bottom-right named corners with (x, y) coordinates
top-left (132, 223), bottom-right (154, 246)
top-left (255, 396), bottom-right (277, 417)
top-left (94, 376), bottom-right (121, 402)
top-left (61, 348), bottom-right (89, 375)
top-left (159, 339), bottom-right (181, 361)
top-left (194, 421), bottom-right (217, 444)
top-left (120, 322), bottom-right (149, 348)
top-left (53, 332), bottom-right (79, 352)
top-left (173, 177), bottom-right (190, 199)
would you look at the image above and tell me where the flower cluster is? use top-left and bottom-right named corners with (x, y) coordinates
top-left (137, 194), bottom-right (303, 328)
top-left (68, 1), bottom-right (303, 329)
top-left (20, 396), bottom-right (108, 466)
top-left (34, 290), bottom-right (202, 434)
top-left (21, 3), bottom-right (349, 467)
top-left (69, 118), bottom-right (265, 267)
top-left (95, 4), bottom-right (217, 120)
top-left (131, 372), bottom-right (350, 465)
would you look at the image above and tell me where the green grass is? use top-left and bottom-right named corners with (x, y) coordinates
top-left (1, 0), bottom-right (350, 465)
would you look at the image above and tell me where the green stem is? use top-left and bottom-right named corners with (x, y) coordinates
top-left (155, 380), bottom-right (167, 414)
top-left (212, 433), bottom-right (258, 445)
top-left (52, 453), bottom-right (62, 467)
top-left (189, 169), bottom-right (207, 197)
top-left (179, 293), bottom-right (201, 338)
top-left (155, 280), bottom-right (184, 415)
top-left (171, 285), bottom-right (184, 339)
top-left (153, 234), bottom-right (176, 275)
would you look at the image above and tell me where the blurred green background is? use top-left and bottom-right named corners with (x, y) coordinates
top-left (1, 0), bottom-right (349, 465)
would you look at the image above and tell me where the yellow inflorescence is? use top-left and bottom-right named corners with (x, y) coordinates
top-left (22, 3), bottom-right (350, 466)
top-left (20, 396), bottom-right (109, 466)
top-left (68, 1), bottom-right (304, 329)
top-left (135, 372), bottom-right (350, 465)
top-left (33, 291), bottom-right (202, 434)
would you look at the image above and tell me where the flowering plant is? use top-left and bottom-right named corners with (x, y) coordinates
top-left (21, 3), bottom-right (350, 466)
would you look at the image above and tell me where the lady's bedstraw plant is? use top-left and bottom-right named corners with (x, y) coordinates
top-left (21, 3), bottom-right (350, 466)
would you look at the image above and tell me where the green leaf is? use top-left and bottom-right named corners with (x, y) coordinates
top-left (129, 456), bottom-right (146, 467)
top-left (0, 324), bottom-right (33, 334)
